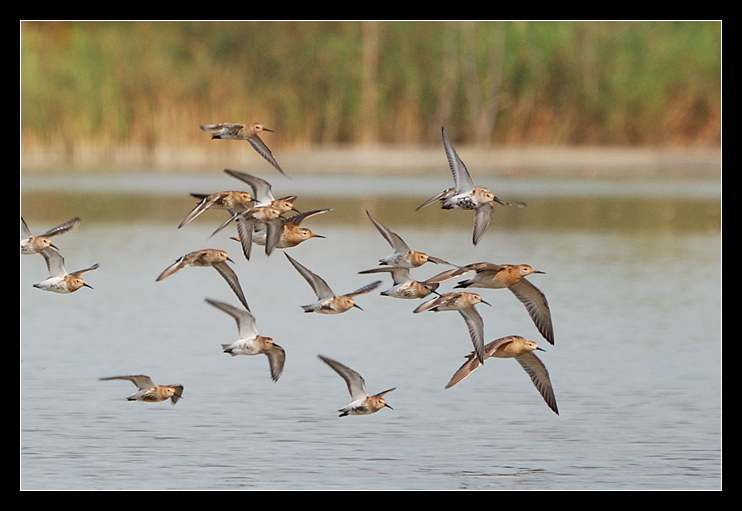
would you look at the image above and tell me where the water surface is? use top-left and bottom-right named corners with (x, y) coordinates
top-left (20, 173), bottom-right (721, 490)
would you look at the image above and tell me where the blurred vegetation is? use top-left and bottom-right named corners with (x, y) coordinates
top-left (21, 20), bottom-right (721, 153)
top-left (21, 189), bottom-right (721, 234)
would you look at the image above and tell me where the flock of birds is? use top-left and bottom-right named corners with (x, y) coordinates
top-left (22, 124), bottom-right (558, 417)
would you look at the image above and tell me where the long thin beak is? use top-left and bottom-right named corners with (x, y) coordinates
top-left (279, 196), bottom-right (300, 214)
top-left (263, 128), bottom-right (274, 133)
top-left (226, 257), bottom-right (235, 264)
top-left (83, 283), bottom-right (93, 289)
top-left (353, 303), bottom-right (364, 311)
top-left (312, 234), bottom-right (325, 239)
top-left (480, 299), bottom-right (492, 306)
top-left (533, 270), bottom-right (545, 274)
top-left (385, 403), bottom-right (393, 410)
top-left (536, 347), bottom-right (546, 352)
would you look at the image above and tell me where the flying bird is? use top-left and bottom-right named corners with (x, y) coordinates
top-left (178, 190), bottom-right (254, 229)
top-left (434, 262), bottom-right (554, 345)
top-left (444, 335), bottom-right (558, 415)
top-left (205, 298), bottom-right (286, 382)
top-left (417, 127), bottom-right (525, 245)
top-left (414, 291), bottom-right (491, 364)
top-left (21, 217), bottom-right (80, 255)
top-left (366, 210), bottom-right (452, 268)
top-left (99, 375), bottom-right (183, 405)
top-left (200, 122), bottom-right (286, 176)
top-left (285, 253), bottom-right (381, 314)
top-left (156, 249), bottom-right (250, 311)
top-left (318, 355), bottom-right (395, 417)
top-left (32, 246), bottom-right (98, 294)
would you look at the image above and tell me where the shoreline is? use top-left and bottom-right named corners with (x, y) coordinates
top-left (20, 145), bottom-right (721, 178)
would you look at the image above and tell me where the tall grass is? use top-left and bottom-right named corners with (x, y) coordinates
top-left (20, 20), bottom-right (721, 153)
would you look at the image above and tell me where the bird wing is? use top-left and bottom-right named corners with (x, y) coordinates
top-left (178, 194), bottom-right (221, 228)
top-left (441, 127), bottom-right (475, 194)
top-left (359, 267), bottom-right (412, 285)
top-left (366, 210), bottom-right (411, 252)
top-left (39, 246), bottom-right (67, 277)
top-left (70, 263), bottom-right (99, 278)
top-left (262, 218), bottom-right (284, 256)
top-left (413, 294), bottom-right (443, 313)
top-left (425, 266), bottom-right (472, 285)
top-left (345, 280), bottom-right (382, 297)
top-left (155, 253), bottom-right (193, 281)
top-left (200, 123), bottom-right (244, 137)
top-left (516, 352), bottom-right (559, 414)
top-left (472, 203), bottom-right (493, 246)
top-left (99, 374), bottom-right (155, 391)
top-left (266, 344), bottom-right (286, 382)
top-left (459, 307), bottom-right (485, 364)
top-left (40, 217), bottom-right (81, 238)
top-left (285, 254), bottom-right (335, 299)
top-left (224, 169), bottom-right (276, 204)
top-left (209, 209), bottom-right (241, 238)
top-left (284, 208), bottom-right (331, 226)
top-left (444, 351), bottom-right (483, 389)
top-left (415, 187), bottom-right (454, 211)
top-left (426, 255), bottom-right (453, 265)
top-left (212, 262), bottom-right (250, 311)
top-left (169, 385), bottom-right (184, 404)
top-left (21, 217), bottom-right (31, 239)
top-left (318, 355), bottom-right (368, 400)
top-left (247, 135), bottom-right (286, 176)
top-left (234, 216), bottom-right (254, 261)
top-left (509, 279), bottom-right (554, 345)
top-left (205, 298), bottom-right (258, 339)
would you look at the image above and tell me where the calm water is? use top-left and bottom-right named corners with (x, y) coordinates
top-left (20, 172), bottom-right (721, 490)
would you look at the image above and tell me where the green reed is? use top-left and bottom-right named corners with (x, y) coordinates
top-left (20, 21), bottom-right (720, 150)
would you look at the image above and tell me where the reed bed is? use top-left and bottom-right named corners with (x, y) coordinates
top-left (20, 21), bottom-right (721, 171)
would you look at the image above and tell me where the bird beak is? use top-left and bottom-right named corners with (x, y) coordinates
top-left (280, 196), bottom-right (300, 214)
top-left (536, 347), bottom-right (546, 352)
top-left (533, 270), bottom-right (545, 274)
top-left (480, 299), bottom-right (492, 306)
top-left (353, 303), bottom-right (364, 311)
top-left (83, 283), bottom-right (93, 289)
top-left (385, 403), bottom-right (393, 410)
top-left (263, 128), bottom-right (274, 133)
top-left (312, 234), bottom-right (325, 239)
top-left (226, 257), bottom-right (235, 263)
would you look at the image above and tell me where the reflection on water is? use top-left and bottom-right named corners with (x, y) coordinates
top-left (20, 173), bottom-right (721, 490)
top-left (21, 173), bottom-right (720, 233)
